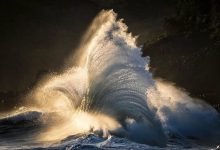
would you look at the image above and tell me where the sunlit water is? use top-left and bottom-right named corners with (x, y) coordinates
top-left (0, 10), bottom-right (220, 150)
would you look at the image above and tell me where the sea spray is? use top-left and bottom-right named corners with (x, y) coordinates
top-left (148, 79), bottom-right (220, 145)
top-left (28, 10), bottom-right (167, 146)
top-left (1, 10), bottom-right (219, 148)
top-left (26, 10), bottom-right (220, 146)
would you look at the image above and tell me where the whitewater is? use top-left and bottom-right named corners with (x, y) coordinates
top-left (0, 10), bottom-right (220, 150)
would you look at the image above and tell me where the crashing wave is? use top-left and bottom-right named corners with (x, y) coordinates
top-left (1, 10), bottom-right (220, 147)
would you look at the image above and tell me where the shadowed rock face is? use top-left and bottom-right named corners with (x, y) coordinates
top-left (142, 0), bottom-right (220, 109)
top-left (143, 33), bottom-right (220, 108)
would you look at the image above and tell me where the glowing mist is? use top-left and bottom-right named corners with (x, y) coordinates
top-left (16, 10), bottom-right (220, 147)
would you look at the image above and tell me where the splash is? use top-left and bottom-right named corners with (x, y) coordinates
top-left (3, 10), bottom-right (220, 147)
top-left (148, 79), bottom-right (220, 145)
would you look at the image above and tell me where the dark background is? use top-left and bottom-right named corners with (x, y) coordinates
top-left (0, 0), bottom-right (219, 112)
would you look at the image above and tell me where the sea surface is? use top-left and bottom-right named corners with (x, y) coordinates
top-left (0, 10), bottom-right (220, 150)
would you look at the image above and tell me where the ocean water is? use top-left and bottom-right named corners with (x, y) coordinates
top-left (0, 10), bottom-right (220, 150)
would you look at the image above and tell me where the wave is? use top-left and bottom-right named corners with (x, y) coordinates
top-left (0, 10), bottom-right (220, 148)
